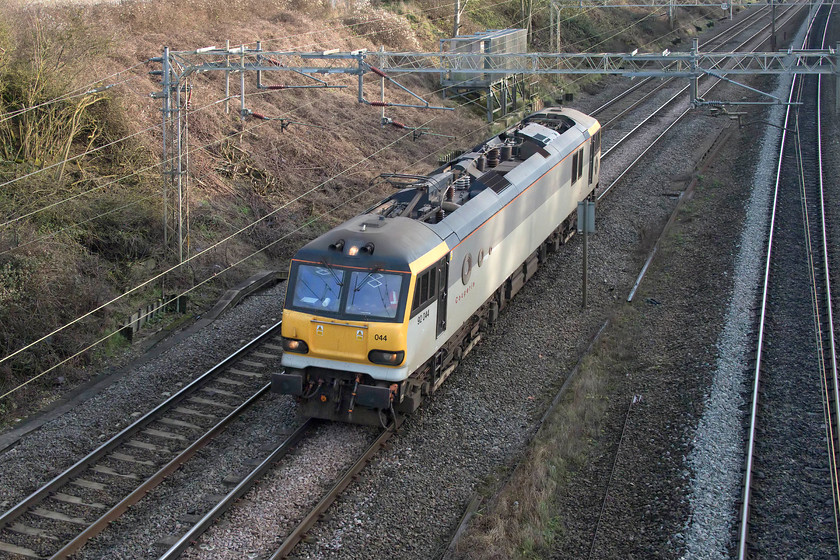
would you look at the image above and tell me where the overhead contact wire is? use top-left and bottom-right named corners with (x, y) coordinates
top-left (0, 101), bottom-right (487, 398)
top-left (0, 0), bottom-right (699, 391)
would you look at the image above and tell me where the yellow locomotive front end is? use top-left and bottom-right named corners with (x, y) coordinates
top-left (272, 214), bottom-right (442, 425)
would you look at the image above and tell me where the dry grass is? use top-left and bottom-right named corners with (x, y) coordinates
top-left (0, 0), bottom-right (490, 422)
top-left (0, 0), bottom-right (722, 424)
top-left (456, 309), bottom-right (638, 559)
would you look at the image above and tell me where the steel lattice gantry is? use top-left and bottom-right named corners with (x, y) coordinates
top-left (152, 43), bottom-right (839, 260)
top-left (165, 45), bottom-right (836, 79)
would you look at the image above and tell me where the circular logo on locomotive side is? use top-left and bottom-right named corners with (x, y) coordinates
top-left (462, 252), bottom-right (473, 285)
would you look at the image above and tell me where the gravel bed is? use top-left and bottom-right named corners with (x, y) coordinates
top-left (0, 7), bottom-right (819, 560)
top-left (182, 422), bottom-right (375, 560)
top-left (290, 72), bottom-right (741, 560)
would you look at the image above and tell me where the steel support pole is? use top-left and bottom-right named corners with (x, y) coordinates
top-left (454, 0), bottom-right (460, 37)
top-left (380, 46), bottom-right (385, 125)
top-left (358, 63), bottom-right (364, 105)
top-left (225, 40), bottom-right (230, 114)
top-left (551, 6), bottom-right (556, 52)
top-left (240, 46), bottom-right (246, 132)
top-left (161, 47), bottom-right (171, 251)
top-left (690, 38), bottom-right (699, 104)
top-left (582, 221), bottom-right (588, 308)
top-left (771, 0), bottom-right (777, 52)
top-left (836, 42), bottom-right (839, 114)
top-left (175, 79), bottom-right (183, 263)
top-left (184, 81), bottom-right (190, 262)
top-left (256, 41), bottom-right (263, 89)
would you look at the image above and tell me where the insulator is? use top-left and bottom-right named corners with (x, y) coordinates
top-left (369, 66), bottom-right (389, 78)
top-left (267, 85), bottom-right (288, 90)
top-left (390, 121), bottom-right (407, 129)
top-left (369, 101), bottom-right (391, 107)
top-left (501, 144), bottom-right (513, 161)
top-left (250, 112), bottom-right (268, 120)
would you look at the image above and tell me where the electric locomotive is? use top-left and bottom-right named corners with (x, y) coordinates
top-left (273, 107), bottom-right (601, 425)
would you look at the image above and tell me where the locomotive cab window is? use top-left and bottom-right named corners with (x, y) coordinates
top-left (346, 271), bottom-right (404, 319)
top-left (572, 148), bottom-right (584, 183)
top-left (411, 264), bottom-right (438, 316)
top-left (287, 262), bottom-right (408, 322)
top-left (290, 265), bottom-right (342, 313)
top-left (589, 130), bottom-right (601, 184)
top-left (577, 148), bottom-right (584, 179)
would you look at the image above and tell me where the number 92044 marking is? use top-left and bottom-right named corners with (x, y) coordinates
top-left (415, 308), bottom-right (430, 325)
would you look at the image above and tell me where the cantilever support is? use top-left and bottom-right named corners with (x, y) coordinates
top-left (358, 63), bottom-right (453, 111)
top-left (381, 117), bottom-right (455, 140)
top-left (698, 68), bottom-right (800, 106)
top-left (255, 40), bottom-right (347, 91)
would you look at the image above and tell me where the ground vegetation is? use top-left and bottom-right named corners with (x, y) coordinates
top-left (0, 0), bottom-right (719, 431)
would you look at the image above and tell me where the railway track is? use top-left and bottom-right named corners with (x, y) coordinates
top-left (268, 419), bottom-right (400, 559)
top-left (151, 6), bottom-right (813, 559)
top-left (156, 418), bottom-right (317, 560)
top-left (595, 1), bottom-right (806, 200)
top-left (0, 6), bottom-right (815, 559)
top-left (0, 321), bottom-right (285, 559)
top-left (591, 2), bottom-right (791, 125)
top-left (148, 417), bottom-right (396, 559)
top-left (737, 2), bottom-right (840, 557)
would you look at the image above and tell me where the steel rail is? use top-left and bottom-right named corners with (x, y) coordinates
top-left (814, 4), bottom-right (840, 553)
top-left (734, 76), bottom-right (792, 560)
top-left (268, 417), bottom-right (403, 559)
top-left (586, 395), bottom-right (640, 559)
top-left (736, 2), bottom-right (820, 553)
top-left (597, 2), bottom-right (803, 202)
top-left (0, 319), bottom-right (283, 555)
top-left (52, 382), bottom-right (273, 559)
top-left (157, 418), bottom-right (317, 560)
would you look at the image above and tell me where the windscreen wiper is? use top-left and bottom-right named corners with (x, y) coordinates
top-left (320, 258), bottom-right (344, 287)
top-left (352, 266), bottom-right (383, 293)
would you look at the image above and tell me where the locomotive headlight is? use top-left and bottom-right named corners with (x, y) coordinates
top-left (368, 349), bottom-right (405, 366)
top-left (282, 337), bottom-right (309, 354)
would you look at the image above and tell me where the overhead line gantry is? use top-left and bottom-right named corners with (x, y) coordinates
top-left (152, 41), bottom-right (839, 262)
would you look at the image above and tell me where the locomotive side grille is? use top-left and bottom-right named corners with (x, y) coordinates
top-left (478, 171), bottom-right (512, 194)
